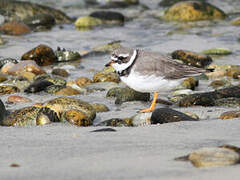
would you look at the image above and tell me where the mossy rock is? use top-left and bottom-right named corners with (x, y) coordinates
top-left (231, 17), bottom-right (240, 26)
top-left (159, 0), bottom-right (206, 7)
top-left (163, 1), bottom-right (226, 22)
top-left (219, 111), bottom-right (240, 120)
top-left (202, 48), bottom-right (232, 55)
top-left (74, 16), bottom-right (103, 29)
top-left (93, 66), bottom-right (120, 83)
top-left (0, 85), bottom-right (20, 95)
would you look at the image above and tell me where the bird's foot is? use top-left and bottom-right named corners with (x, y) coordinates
top-left (140, 107), bottom-right (154, 113)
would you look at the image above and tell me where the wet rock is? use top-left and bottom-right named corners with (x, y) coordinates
top-left (93, 66), bottom-right (120, 83)
top-left (206, 69), bottom-right (226, 80)
top-left (130, 112), bottom-right (151, 126)
top-left (21, 44), bottom-right (57, 66)
top-left (178, 77), bottom-right (198, 90)
top-left (86, 82), bottom-right (119, 92)
top-left (202, 48), bottom-right (232, 55)
top-left (163, 1), bottom-right (226, 22)
top-left (231, 17), bottom-right (240, 26)
top-left (91, 103), bottom-right (109, 113)
top-left (91, 128), bottom-right (116, 132)
top-left (0, 99), bottom-right (7, 123)
top-left (44, 85), bottom-right (65, 94)
top-left (24, 80), bottom-right (54, 93)
top-left (44, 97), bottom-right (96, 123)
top-left (55, 87), bottom-right (82, 95)
top-left (7, 95), bottom-right (31, 103)
top-left (233, 71), bottom-right (240, 79)
top-left (0, 74), bottom-right (8, 82)
top-left (172, 50), bottom-right (212, 68)
top-left (96, 118), bottom-right (131, 127)
top-left (0, 22), bottom-right (31, 36)
top-left (209, 80), bottom-right (231, 89)
top-left (1, 60), bottom-right (45, 76)
top-left (89, 11), bottom-right (125, 25)
top-left (76, 77), bottom-right (92, 88)
top-left (219, 111), bottom-right (240, 120)
top-left (225, 68), bottom-right (240, 78)
top-left (44, 76), bottom-right (66, 86)
top-left (62, 109), bottom-right (92, 126)
top-left (215, 97), bottom-right (240, 108)
top-left (0, 57), bottom-right (18, 69)
top-left (179, 86), bottom-right (240, 107)
top-left (151, 108), bottom-right (197, 124)
top-left (0, 0), bottom-right (72, 24)
top-left (159, 0), bottom-right (206, 7)
top-left (74, 16), bottom-right (103, 29)
top-left (52, 68), bottom-right (69, 77)
top-left (23, 14), bottom-right (55, 31)
top-left (55, 47), bottom-right (81, 62)
top-left (106, 87), bottom-right (150, 104)
top-left (20, 71), bottom-right (36, 81)
top-left (0, 85), bottom-right (20, 95)
top-left (189, 147), bottom-right (240, 168)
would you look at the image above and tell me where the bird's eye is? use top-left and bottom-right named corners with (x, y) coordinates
top-left (118, 56), bottom-right (124, 60)
top-left (117, 60), bottom-right (122, 64)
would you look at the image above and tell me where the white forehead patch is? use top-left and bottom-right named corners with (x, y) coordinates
top-left (118, 53), bottom-right (129, 58)
top-left (111, 56), bottom-right (118, 61)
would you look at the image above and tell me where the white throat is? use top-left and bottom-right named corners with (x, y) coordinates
top-left (112, 49), bottom-right (138, 72)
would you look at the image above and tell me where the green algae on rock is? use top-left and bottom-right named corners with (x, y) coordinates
top-left (93, 66), bottom-right (120, 83)
top-left (74, 16), bottom-right (103, 29)
top-left (171, 50), bottom-right (212, 68)
top-left (163, 1), bottom-right (226, 22)
top-left (106, 87), bottom-right (150, 104)
top-left (202, 48), bottom-right (232, 55)
top-left (0, 85), bottom-right (20, 95)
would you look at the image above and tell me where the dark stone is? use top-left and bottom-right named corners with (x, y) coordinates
top-left (44, 85), bottom-right (66, 94)
top-left (21, 44), bottom-right (57, 66)
top-left (151, 108), bottom-right (197, 124)
top-left (24, 80), bottom-right (54, 93)
top-left (172, 50), bottom-right (212, 68)
top-left (90, 11), bottom-right (125, 24)
top-left (106, 87), bottom-right (150, 104)
top-left (51, 68), bottom-right (69, 77)
top-left (91, 128), bottom-right (117, 132)
top-left (23, 14), bottom-right (56, 31)
top-left (0, 98), bottom-right (6, 123)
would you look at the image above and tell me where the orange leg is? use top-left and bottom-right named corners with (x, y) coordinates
top-left (140, 92), bottom-right (158, 113)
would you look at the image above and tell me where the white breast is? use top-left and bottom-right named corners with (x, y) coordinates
top-left (120, 69), bottom-right (183, 93)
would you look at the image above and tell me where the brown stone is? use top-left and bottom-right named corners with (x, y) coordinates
top-left (55, 87), bottom-right (81, 95)
top-left (21, 44), bottom-right (57, 66)
top-left (76, 77), bottom-right (92, 87)
top-left (219, 111), bottom-right (240, 120)
top-left (1, 60), bottom-right (45, 76)
top-left (0, 85), bottom-right (20, 95)
top-left (7, 95), bottom-right (31, 103)
top-left (0, 22), bottom-right (31, 36)
top-left (63, 109), bottom-right (92, 126)
top-left (91, 103), bottom-right (109, 113)
top-left (51, 68), bottom-right (69, 77)
top-left (0, 74), bottom-right (7, 82)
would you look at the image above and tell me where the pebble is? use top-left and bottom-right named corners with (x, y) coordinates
top-left (7, 95), bottom-right (31, 103)
top-left (0, 22), bottom-right (31, 36)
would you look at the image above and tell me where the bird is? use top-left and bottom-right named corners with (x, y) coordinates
top-left (105, 47), bottom-right (207, 113)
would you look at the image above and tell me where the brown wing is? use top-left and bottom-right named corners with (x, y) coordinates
top-left (134, 50), bottom-right (206, 80)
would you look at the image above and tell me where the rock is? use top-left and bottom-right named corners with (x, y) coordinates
top-left (55, 87), bottom-right (82, 95)
top-left (159, 0), bottom-right (206, 7)
top-left (55, 47), bottom-right (81, 62)
top-left (189, 147), bottom-right (240, 168)
top-left (44, 97), bottom-right (96, 123)
top-left (179, 77), bottom-right (199, 90)
top-left (96, 118), bottom-right (131, 127)
top-left (219, 111), bottom-right (240, 120)
top-left (151, 108), bottom-right (197, 124)
top-left (74, 16), bottom-right (103, 29)
top-left (233, 71), bottom-right (240, 79)
top-left (231, 17), bottom-right (240, 26)
top-left (226, 68), bottom-right (240, 78)
top-left (171, 89), bottom-right (193, 96)
top-left (21, 44), bottom-right (57, 66)
top-left (0, 74), bottom-right (8, 82)
top-left (171, 50), bottom-right (212, 68)
top-left (0, 85), bottom-right (20, 95)
top-left (91, 128), bottom-right (116, 132)
top-left (19, 71), bottom-right (36, 81)
top-left (7, 95), bottom-right (31, 103)
top-left (52, 68), bottom-right (69, 77)
top-left (87, 0), bottom-right (138, 8)
top-left (0, 99), bottom-right (7, 123)
top-left (0, 36), bottom-right (4, 45)
top-left (130, 112), bottom-right (152, 126)
top-left (86, 82), bottom-right (119, 92)
top-left (62, 109), bottom-right (92, 126)
top-left (215, 97), bottom-right (240, 108)
top-left (23, 14), bottom-right (55, 31)
top-left (179, 86), bottom-right (240, 107)
top-left (163, 1), bottom-right (226, 22)
top-left (0, 57), bottom-right (18, 69)
top-left (44, 85), bottom-right (65, 94)
top-left (209, 80), bottom-right (231, 89)
top-left (24, 80), bottom-right (54, 93)
top-left (202, 48), bottom-right (232, 55)
top-left (0, 22), bottom-right (31, 35)
top-left (91, 103), bottom-right (109, 112)
top-left (0, 0), bottom-right (72, 24)
top-left (89, 11), bottom-right (125, 25)
top-left (2, 60), bottom-right (45, 76)
top-left (106, 87), bottom-right (150, 104)
top-left (205, 69), bottom-right (226, 80)
top-left (93, 66), bottom-right (120, 83)
top-left (76, 77), bottom-right (92, 88)
top-left (43, 76), bottom-right (66, 86)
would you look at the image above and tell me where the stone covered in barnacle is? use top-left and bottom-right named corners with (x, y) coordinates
top-left (55, 47), bottom-right (81, 62)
